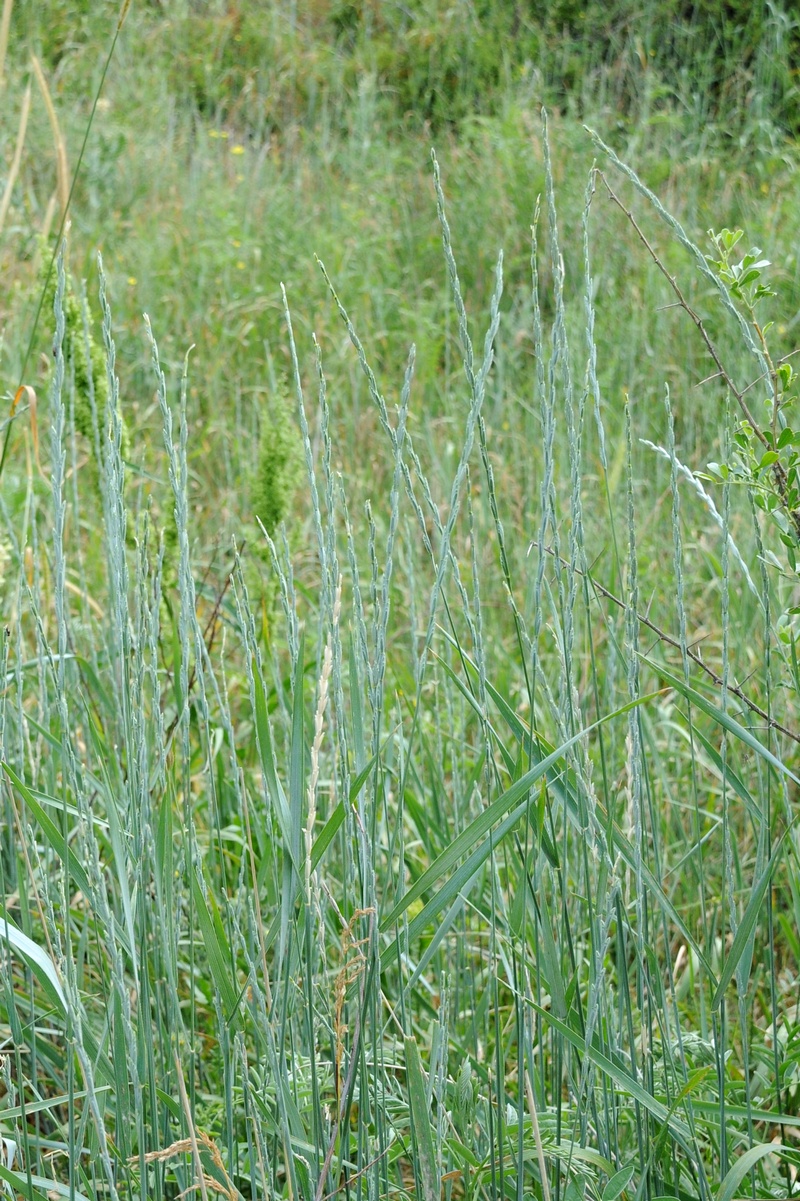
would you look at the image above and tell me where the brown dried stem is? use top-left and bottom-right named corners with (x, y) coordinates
top-left (0, 0), bottom-right (12, 91)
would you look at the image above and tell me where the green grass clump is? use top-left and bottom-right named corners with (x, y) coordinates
top-left (2, 134), bottom-right (800, 1201)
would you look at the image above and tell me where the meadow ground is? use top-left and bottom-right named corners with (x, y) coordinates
top-left (1, 4), bottom-right (800, 1201)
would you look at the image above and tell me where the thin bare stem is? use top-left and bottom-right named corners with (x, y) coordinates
top-left (0, 0), bottom-right (12, 91)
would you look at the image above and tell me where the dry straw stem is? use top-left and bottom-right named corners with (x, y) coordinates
top-left (133, 1133), bottom-right (236, 1201)
top-left (174, 1054), bottom-right (211, 1201)
top-left (597, 169), bottom-right (800, 542)
top-left (0, 81), bottom-right (30, 238)
top-left (0, 0), bottom-right (12, 91)
top-left (314, 910), bottom-right (374, 1201)
top-left (525, 1069), bottom-right (552, 1201)
top-left (64, 577), bottom-right (104, 618)
top-left (30, 54), bottom-right (69, 219)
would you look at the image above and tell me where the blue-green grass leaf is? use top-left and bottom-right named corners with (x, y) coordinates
top-left (405, 1036), bottom-right (438, 1201)
top-left (381, 692), bottom-right (663, 934)
top-left (530, 1001), bottom-right (691, 1143)
top-left (191, 871), bottom-right (241, 1028)
top-left (717, 1143), bottom-right (786, 1201)
top-left (711, 825), bottom-right (791, 1010)
top-left (0, 907), bottom-right (66, 1015)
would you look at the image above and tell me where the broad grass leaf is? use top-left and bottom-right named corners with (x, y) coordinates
top-left (405, 1036), bottom-right (438, 1201)
top-left (690, 724), bottom-right (763, 827)
top-left (251, 661), bottom-right (294, 863)
top-left (0, 907), bottom-right (66, 1015)
top-left (311, 734), bottom-right (393, 870)
top-left (0, 1086), bottom-right (110, 1122)
top-left (530, 1001), bottom-right (691, 1144)
top-left (3, 762), bottom-right (94, 904)
top-left (0, 1165), bottom-right (56, 1201)
top-left (717, 1143), bottom-right (785, 1201)
top-left (381, 691), bottom-right (664, 936)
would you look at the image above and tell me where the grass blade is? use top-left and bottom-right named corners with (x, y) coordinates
top-left (711, 826), bottom-right (792, 1010)
top-left (717, 1143), bottom-right (786, 1201)
top-left (405, 1036), bottom-right (438, 1201)
top-left (0, 907), bottom-right (66, 1015)
top-left (191, 871), bottom-right (241, 1029)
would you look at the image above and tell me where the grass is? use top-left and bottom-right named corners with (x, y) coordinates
top-left (1, 3), bottom-right (800, 1201)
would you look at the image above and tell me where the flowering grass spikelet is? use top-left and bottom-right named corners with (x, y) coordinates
top-left (251, 380), bottom-right (301, 539)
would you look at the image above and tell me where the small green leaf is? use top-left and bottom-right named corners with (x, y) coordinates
top-left (602, 1163), bottom-right (635, 1201)
top-left (739, 267), bottom-right (762, 288)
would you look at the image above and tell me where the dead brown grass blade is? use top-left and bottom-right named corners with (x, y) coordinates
top-left (0, 0), bottom-right (13, 91)
top-left (12, 385), bottom-right (46, 484)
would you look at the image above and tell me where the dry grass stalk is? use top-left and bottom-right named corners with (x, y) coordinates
top-left (30, 53), bottom-right (69, 219)
top-left (0, 0), bottom-right (13, 91)
top-left (132, 1132), bottom-right (237, 1201)
top-left (0, 81), bottom-right (30, 238)
top-left (173, 1053), bottom-right (211, 1201)
top-left (11, 385), bottom-right (46, 484)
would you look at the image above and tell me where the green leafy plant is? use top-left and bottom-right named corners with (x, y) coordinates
top-left (701, 229), bottom-right (800, 588)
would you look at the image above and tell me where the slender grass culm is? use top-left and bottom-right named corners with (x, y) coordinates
top-left (2, 95), bottom-right (800, 1201)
